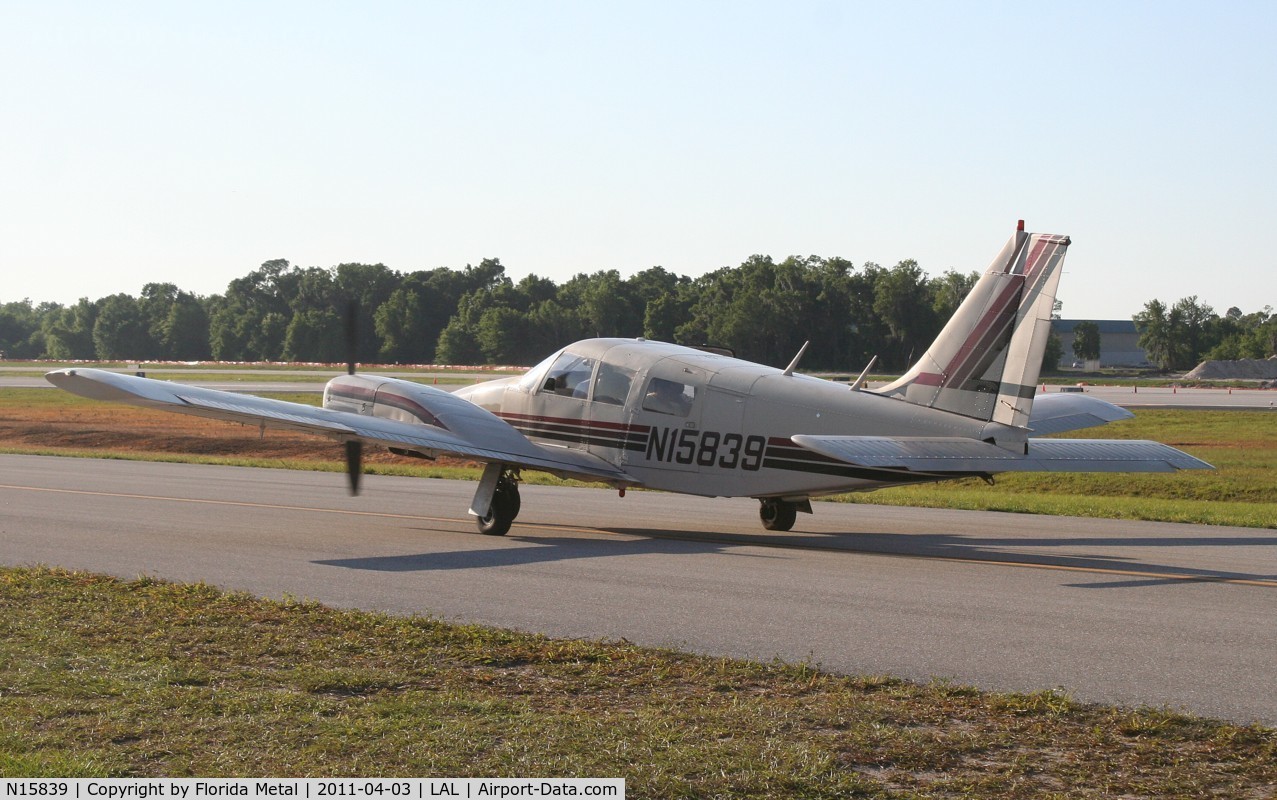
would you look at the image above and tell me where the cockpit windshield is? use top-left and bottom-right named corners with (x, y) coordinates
top-left (536, 351), bottom-right (597, 399)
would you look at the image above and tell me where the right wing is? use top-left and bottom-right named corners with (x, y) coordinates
top-left (45, 368), bottom-right (636, 484)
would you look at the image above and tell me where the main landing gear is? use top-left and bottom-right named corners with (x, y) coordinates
top-left (475, 468), bottom-right (521, 536)
top-left (758, 498), bottom-right (810, 532)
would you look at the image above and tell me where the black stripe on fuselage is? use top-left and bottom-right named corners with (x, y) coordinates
top-left (498, 412), bottom-right (649, 452)
top-left (762, 438), bottom-right (974, 484)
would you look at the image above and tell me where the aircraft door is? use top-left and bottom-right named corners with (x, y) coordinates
top-left (627, 361), bottom-right (710, 472)
top-left (585, 356), bottom-right (644, 463)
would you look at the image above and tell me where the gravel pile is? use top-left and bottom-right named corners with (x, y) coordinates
top-left (1184, 357), bottom-right (1277, 380)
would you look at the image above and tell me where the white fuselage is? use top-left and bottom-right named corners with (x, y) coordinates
top-left (454, 338), bottom-right (1007, 499)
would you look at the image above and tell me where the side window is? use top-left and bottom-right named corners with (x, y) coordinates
top-left (541, 352), bottom-right (596, 399)
top-left (642, 377), bottom-right (696, 417)
top-left (516, 351), bottom-right (560, 392)
top-left (592, 363), bottom-right (635, 406)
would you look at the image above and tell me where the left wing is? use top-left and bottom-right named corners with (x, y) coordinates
top-left (45, 368), bottom-right (634, 484)
top-left (789, 434), bottom-right (1213, 474)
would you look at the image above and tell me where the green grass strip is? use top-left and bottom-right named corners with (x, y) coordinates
top-left (2, 567), bottom-right (1274, 795)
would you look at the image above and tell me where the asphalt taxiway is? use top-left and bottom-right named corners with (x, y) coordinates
top-left (2, 454), bottom-right (1273, 725)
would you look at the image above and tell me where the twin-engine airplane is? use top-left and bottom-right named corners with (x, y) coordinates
top-left (47, 222), bottom-right (1211, 535)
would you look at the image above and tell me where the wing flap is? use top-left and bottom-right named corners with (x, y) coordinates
top-left (46, 368), bottom-right (634, 483)
top-left (790, 434), bottom-right (1212, 473)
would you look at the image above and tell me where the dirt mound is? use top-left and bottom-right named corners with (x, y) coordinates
top-left (1184, 357), bottom-right (1277, 381)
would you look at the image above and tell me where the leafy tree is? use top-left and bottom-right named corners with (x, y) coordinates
top-left (677, 256), bottom-right (808, 366)
top-left (515, 274), bottom-right (560, 307)
top-left (477, 306), bottom-right (534, 364)
top-left (1041, 332), bottom-right (1063, 372)
top-left (163, 294), bottom-right (211, 360)
top-left (334, 262), bottom-right (400, 362)
top-left (1173, 295), bottom-right (1216, 367)
top-left (209, 259), bottom-right (295, 360)
top-left (138, 283), bottom-right (209, 360)
top-left (282, 308), bottom-right (343, 362)
top-left (873, 260), bottom-right (938, 369)
top-left (434, 317), bottom-right (483, 364)
top-left (374, 288), bottom-right (429, 363)
top-left (92, 294), bottom-right (149, 360)
top-left (1134, 299), bottom-right (1174, 370)
top-left (0, 300), bottom-right (42, 359)
top-left (558, 270), bottom-right (643, 339)
top-left (929, 270), bottom-right (979, 322)
top-left (138, 283), bottom-right (181, 355)
top-left (839, 262), bottom-right (889, 371)
top-left (1071, 321), bottom-right (1102, 362)
top-left (525, 299), bottom-right (585, 355)
top-left (642, 293), bottom-right (687, 342)
top-left (434, 287), bottom-right (501, 364)
top-left (1135, 296), bottom-right (1220, 370)
top-left (41, 299), bottom-right (97, 359)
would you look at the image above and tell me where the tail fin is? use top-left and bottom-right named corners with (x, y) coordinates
top-left (876, 222), bottom-right (1070, 429)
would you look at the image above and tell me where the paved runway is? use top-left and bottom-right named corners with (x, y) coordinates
top-left (2, 454), bottom-right (1274, 725)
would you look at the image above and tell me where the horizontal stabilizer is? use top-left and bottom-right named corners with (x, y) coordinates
top-left (1026, 392), bottom-right (1134, 434)
top-left (789, 434), bottom-right (1212, 473)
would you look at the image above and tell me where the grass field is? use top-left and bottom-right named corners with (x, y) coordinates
top-left (3, 567), bottom-right (1274, 795)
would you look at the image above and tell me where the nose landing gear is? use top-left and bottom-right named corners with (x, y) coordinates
top-left (473, 467), bottom-right (522, 536)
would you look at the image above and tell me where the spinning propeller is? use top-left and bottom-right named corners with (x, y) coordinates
top-left (344, 298), bottom-right (363, 495)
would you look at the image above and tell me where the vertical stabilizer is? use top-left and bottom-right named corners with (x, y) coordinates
top-left (876, 223), bottom-right (1070, 428)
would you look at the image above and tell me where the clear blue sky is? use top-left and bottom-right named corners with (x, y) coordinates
top-left (2, 1), bottom-right (1274, 320)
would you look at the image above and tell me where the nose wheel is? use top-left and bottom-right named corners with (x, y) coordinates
top-left (759, 498), bottom-right (798, 532)
top-left (476, 473), bottom-right (521, 536)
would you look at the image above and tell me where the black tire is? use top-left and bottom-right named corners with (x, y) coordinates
top-left (502, 479), bottom-right (522, 520)
top-left (477, 479), bottom-right (520, 536)
top-left (759, 499), bottom-right (797, 532)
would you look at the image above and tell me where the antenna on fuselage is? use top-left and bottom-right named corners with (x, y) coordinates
top-left (782, 341), bottom-right (810, 377)
top-left (848, 355), bottom-right (878, 391)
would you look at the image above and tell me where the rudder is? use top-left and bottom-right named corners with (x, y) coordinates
top-left (875, 222), bottom-right (1070, 428)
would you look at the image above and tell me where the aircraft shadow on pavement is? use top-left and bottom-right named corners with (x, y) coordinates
top-left (775, 529), bottom-right (1277, 590)
top-left (313, 529), bottom-right (782, 573)
top-left (314, 522), bottom-right (1277, 589)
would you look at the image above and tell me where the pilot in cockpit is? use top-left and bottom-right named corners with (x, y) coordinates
top-left (643, 378), bottom-right (690, 416)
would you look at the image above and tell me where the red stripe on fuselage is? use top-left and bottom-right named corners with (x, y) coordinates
top-left (497, 412), bottom-right (651, 434)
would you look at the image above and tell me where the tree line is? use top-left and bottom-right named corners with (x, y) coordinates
top-left (0, 255), bottom-right (980, 371)
top-left (1133, 296), bottom-right (1277, 370)
top-left (1, 255), bottom-right (1272, 371)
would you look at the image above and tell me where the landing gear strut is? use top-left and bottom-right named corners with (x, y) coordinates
top-left (759, 498), bottom-right (799, 532)
top-left (476, 471), bottom-right (521, 536)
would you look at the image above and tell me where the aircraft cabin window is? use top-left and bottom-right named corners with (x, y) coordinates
top-left (541, 352), bottom-right (597, 398)
top-left (592, 363), bottom-right (635, 406)
top-left (642, 377), bottom-right (695, 417)
top-left (517, 351), bottom-right (560, 392)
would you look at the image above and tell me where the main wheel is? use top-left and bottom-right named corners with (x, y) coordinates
top-left (477, 478), bottom-right (520, 536)
top-left (759, 499), bottom-right (798, 532)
